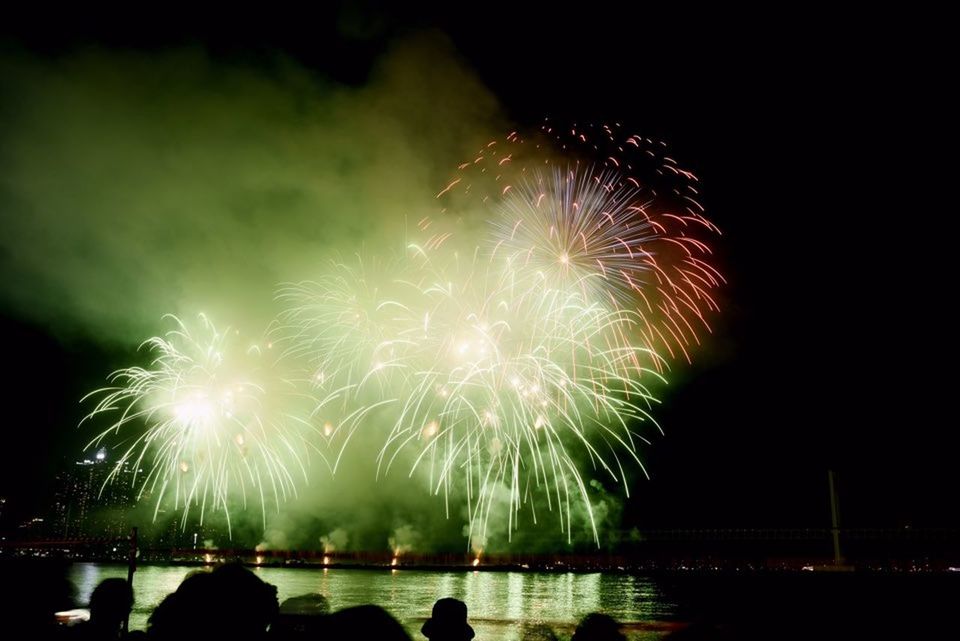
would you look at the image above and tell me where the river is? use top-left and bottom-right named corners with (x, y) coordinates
top-left (69, 562), bottom-right (680, 639)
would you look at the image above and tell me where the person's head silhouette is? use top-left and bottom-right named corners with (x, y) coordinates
top-left (88, 578), bottom-right (133, 629)
top-left (326, 605), bottom-right (410, 641)
top-left (148, 564), bottom-right (278, 639)
top-left (571, 613), bottom-right (625, 641)
top-left (421, 598), bottom-right (474, 641)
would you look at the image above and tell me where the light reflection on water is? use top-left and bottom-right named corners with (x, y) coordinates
top-left (69, 563), bottom-right (679, 640)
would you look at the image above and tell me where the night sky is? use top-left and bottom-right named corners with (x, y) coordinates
top-left (1, 6), bottom-right (954, 538)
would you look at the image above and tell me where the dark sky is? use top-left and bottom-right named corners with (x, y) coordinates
top-left (1, 5), bottom-right (954, 532)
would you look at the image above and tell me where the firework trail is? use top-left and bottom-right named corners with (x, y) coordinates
top-left (377, 247), bottom-right (666, 546)
top-left (82, 314), bottom-right (319, 534)
top-left (272, 257), bottom-right (417, 473)
top-left (84, 121), bottom-right (723, 548)
top-left (384, 122), bottom-right (725, 544)
top-left (430, 121), bottom-right (725, 363)
top-left (274, 245), bottom-right (666, 545)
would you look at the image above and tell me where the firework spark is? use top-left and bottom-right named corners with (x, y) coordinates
top-left (82, 314), bottom-right (319, 533)
top-left (373, 247), bottom-right (666, 546)
top-left (83, 121), bottom-right (724, 549)
top-left (431, 121), bottom-right (725, 362)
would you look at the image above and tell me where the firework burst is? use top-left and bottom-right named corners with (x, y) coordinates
top-left (82, 121), bottom-right (724, 549)
top-left (371, 247), bottom-right (666, 545)
top-left (431, 121), bottom-right (726, 362)
top-left (82, 314), bottom-right (319, 533)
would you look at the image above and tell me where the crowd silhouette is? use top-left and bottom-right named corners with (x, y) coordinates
top-left (8, 560), bottom-right (950, 640)
top-left (1, 562), bottom-right (663, 640)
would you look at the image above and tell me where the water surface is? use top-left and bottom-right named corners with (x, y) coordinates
top-left (69, 563), bottom-right (679, 639)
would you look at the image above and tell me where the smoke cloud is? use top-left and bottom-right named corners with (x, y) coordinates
top-left (0, 34), bottom-right (501, 343)
top-left (2, 35), bottom-right (641, 552)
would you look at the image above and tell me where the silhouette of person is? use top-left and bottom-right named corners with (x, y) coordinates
top-left (272, 593), bottom-right (330, 639)
top-left (324, 605), bottom-right (410, 641)
top-left (71, 578), bottom-right (133, 640)
top-left (1, 559), bottom-right (74, 640)
top-left (148, 564), bottom-right (278, 640)
top-left (421, 598), bottom-right (474, 641)
top-left (571, 613), bottom-right (625, 641)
